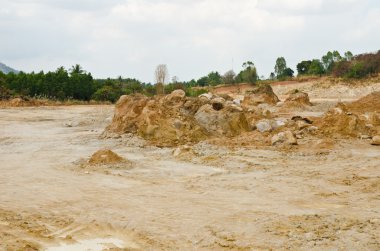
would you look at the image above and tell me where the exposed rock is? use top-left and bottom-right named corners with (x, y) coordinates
top-left (194, 104), bottom-right (249, 136)
top-left (199, 93), bottom-right (214, 100)
top-left (285, 90), bottom-right (312, 106)
top-left (106, 90), bottom-right (251, 146)
top-left (347, 91), bottom-right (380, 113)
top-left (315, 104), bottom-right (374, 138)
top-left (291, 116), bottom-right (313, 124)
top-left (242, 83), bottom-right (279, 108)
top-left (296, 120), bottom-right (310, 130)
top-left (271, 131), bottom-right (298, 146)
top-left (256, 119), bottom-right (273, 132)
top-left (371, 135), bottom-right (380, 145)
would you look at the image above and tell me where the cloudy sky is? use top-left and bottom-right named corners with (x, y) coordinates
top-left (1, 0), bottom-right (379, 82)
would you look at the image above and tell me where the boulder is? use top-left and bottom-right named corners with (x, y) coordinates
top-left (242, 83), bottom-right (279, 107)
top-left (256, 119), bottom-right (273, 132)
top-left (371, 135), bottom-right (380, 145)
top-left (285, 90), bottom-right (312, 106)
top-left (271, 131), bottom-right (298, 146)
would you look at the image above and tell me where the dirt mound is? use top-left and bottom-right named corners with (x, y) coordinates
top-left (88, 149), bottom-right (126, 165)
top-left (0, 97), bottom-right (48, 107)
top-left (346, 91), bottom-right (380, 113)
top-left (285, 90), bottom-right (312, 106)
top-left (105, 90), bottom-right (251, 146)
top-left (242, 83), bottom-right (279, 107)
top-left (315, 104), bottom-right (374, 138)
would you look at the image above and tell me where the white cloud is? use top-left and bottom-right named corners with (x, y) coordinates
top-left (0, 0), bottom-right (379, 81)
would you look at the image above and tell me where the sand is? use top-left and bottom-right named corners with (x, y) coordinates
top-left (0, 83), bottom-right (379, 250)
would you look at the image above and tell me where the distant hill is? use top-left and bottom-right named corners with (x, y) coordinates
top-left (0, 62), bottom-right (19, 74)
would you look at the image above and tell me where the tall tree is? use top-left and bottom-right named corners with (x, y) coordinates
top-left (344, 51), bottom-right (353, 61)
top-left (274, 57), bottom-right (287, 78)
top-left (223, 70), bottom-right (236, 85)
top-left (155, 64), bottom-right (168, 95)
top-left (237, 61), bottom-right (257, 84)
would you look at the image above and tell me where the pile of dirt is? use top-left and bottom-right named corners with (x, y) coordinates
top-left (242, 83), bottom-right (280, 108)
top-left (315, 104), bottom-right (374, 138)
top-left (88, 149), bottom-right (126, 165)
top-left (105, 90), bottom-right (251, 146)
top-left (346, 91), bottom-right (380, 113)
top-left (0, 97), bottom-right (48, 107)
top-left (282, 89), bottom-right (312, 109)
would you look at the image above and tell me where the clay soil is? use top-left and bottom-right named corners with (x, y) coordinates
top-left (1, 82), bottom-right (379, 250)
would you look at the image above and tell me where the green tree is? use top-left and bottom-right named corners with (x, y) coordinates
top-left (236, 61), bottom-right (258, 84)
top-left (207, 71), bottom-right (222, 86)
top-left (308, 59), bottom-right (325, 76)
top-left (296, 60), bottom-right (312, 75)
top-left (274, 57), bottom-right (287, 78)
top-left (344, 51), bottom-right (353, 61)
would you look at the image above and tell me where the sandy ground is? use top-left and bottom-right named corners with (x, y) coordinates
top-left (0, 90), bottom-right (379, 250)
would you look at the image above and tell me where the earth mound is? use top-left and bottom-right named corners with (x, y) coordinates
top-left (283, 90), bottom-right (312, 107)
top-left (88, 149), bottom-right (126, 165)
top-left (315, 104), bottom-right (374, 138)
top-left (105, 90), bottom-right (251, 146)
top-left (346, 91), bottom-right (380, 113)
top-left (242, 83), bottom-right (280, 108)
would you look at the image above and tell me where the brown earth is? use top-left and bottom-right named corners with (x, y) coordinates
top-left (1, 79), bottom-right (380, 250)
top-left (88, 149), bottom-right (126, 165)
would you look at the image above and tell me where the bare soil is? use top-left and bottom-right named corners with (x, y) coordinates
top-left (1, 83), bottom-right (379, 250)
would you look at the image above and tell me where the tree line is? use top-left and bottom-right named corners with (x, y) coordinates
top-left (0, 50), bottom-right (379, 103)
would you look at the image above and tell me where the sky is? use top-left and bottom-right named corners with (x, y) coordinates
top-left (0, 0), bottom-right (379, 82)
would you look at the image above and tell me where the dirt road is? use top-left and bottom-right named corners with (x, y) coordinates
top-left (0, 105), bottom-right (379, 250)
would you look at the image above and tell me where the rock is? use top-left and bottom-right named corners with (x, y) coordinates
top-left (273, 118), bottom-right (287, 129)
top-left (199, 93), bottom-right (213, 100)
top-left (276, 101), bottom-right (284, 107)
top-left (360, 135), bottom-right (371, 140)
top-left (233, 99), bottom-right (241, 105)
top-left (242, 84), bottom-right (280, 108)
top-left (291, 116), bottom-right (313, 124)
top-left (194, 104), bottom-right (249, 136)
top-left (332, 107), bottom-right (343, 115)
top-left (163, 89), bottom-right (186, 106)
top-left (256, 119), bottom-right (273, 132)
top-left (371, 135), bottom-right (380, 145)
top-left (211, 97), bottom-right (225, 111)
top-left (285, 90), bottom-right (312, 106)
top-left (296, 120), bottom-right (310, 130)
top-left (271, 131), bottom-right (298, 146)
top-left (306, 126), bottom-right (319, 133)
top-left (172, 145), bottom-right (192, 157)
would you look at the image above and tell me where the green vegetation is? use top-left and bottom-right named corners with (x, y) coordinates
top-left (0, 49), bottom-right (378, 103)
top-left (296, 50), bottom-right (380, 79)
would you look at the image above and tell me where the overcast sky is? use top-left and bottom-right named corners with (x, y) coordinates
top-left (1, 0), bottom-right (379, 82)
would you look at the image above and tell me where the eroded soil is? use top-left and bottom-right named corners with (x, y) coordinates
top-left (0, 101), bottom-right (379, 249)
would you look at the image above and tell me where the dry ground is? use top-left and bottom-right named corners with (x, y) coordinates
top-left (0, 82), bottom-right (379, 250)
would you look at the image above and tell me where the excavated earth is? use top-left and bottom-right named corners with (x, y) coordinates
top-left (0, 81), bottom-right (379, 250)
